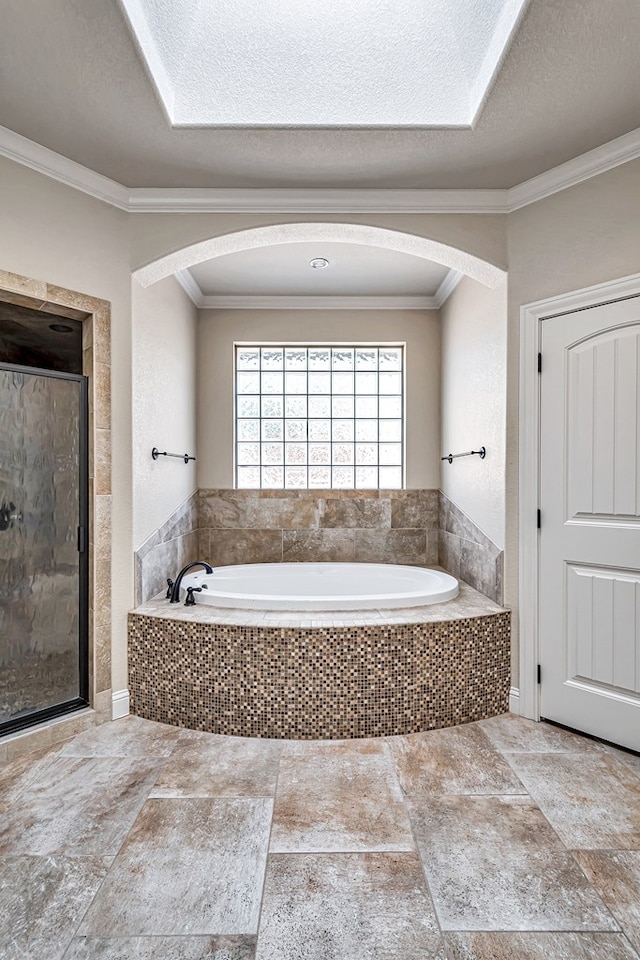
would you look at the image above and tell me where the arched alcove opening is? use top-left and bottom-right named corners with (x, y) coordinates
top-left (133, 222), bottom-right (507, 290)
top-left (132, 221), bottom-right (508, 610)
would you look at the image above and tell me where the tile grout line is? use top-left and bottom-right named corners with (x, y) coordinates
top-left (253, 745), bottom-right (283, 954)
top-left (384, 738), bottom-right (446, 945)
top-left (496, 753), bottom-right (628, 935)
top-left (568, 848), bottom-right (636, 943)
top-left (54, 744), bottom-right (177, 959)
top-left (392, 730), bottom-right (626, 940)
top-left (497, 746), bottom-right (640, 851)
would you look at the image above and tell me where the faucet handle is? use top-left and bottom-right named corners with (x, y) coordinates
top-left (166, 578), bottom-right (174, 599)
top-left (185, 586), bottom-right (202, 606)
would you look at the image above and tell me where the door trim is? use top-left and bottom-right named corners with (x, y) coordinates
top-left (519, 271), bottom-right (640, 720)
top-left (0, 269), bottom-right (112, 742)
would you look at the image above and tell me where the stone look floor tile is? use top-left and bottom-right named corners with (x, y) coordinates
top-left (604, 745), bottom-right (640, 780)
top-left (442, 932), bottom-right (639, 959)
top-left (256, 853), bottom-right (443, 960)
top-left (150, 731), bottom-right (283, 797)
top-left (0, 756), bottom-right (163, 856)
top-left (62, 936), bottom-right (257, 959)
top-left (281, 737), bottom-right (388, 758)
top-left (505, 753), bottom-right (640, 849)
top-left (0, 741), bottom-right (65, 807)
top-left (270, 740), bottom-right (415, 852)
top-left (573, 851), bottom-right (640, 952)
top-left (0, 855), bottom-right (112, 960)
top-left (478, 714), bottom-right (608, 754)
top-left (389, 722), bottom-right (526, 796)
top-left (408, 794), bottom-right (618, 931)
top-left (61, 715), bottom-right (180, 759)
top-left (79, 798), bottom-right (273, 936)
top-left (5, 717), bottom-right (640, 960)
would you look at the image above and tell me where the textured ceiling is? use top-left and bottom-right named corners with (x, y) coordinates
top-left (119, 0), bottom-right (528, 126)
top-left (188, 243), bottom-right (451, 297)
top-left (0, 0), bottom-right (639, 188)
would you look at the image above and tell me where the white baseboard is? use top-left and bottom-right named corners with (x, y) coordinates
top-left (112, 689), bottom-right (130, 720)
top-left (509, 686), bottom-right (520, 714)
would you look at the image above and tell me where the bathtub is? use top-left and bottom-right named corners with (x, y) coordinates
top-left (179, 562), bottom-right (458, 611)
top-left (129, 573), bottom-right (510, 738)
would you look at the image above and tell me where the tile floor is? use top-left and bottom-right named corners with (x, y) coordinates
top-left (1, 713), bottom-right (640, 959)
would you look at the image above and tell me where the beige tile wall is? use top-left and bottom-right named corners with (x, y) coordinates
top-left (438, 492), bottom-right (503, 604)
top-left (198, 488), bottom-right (440, 567)
top-left (134, 493), bottom-right (199, 605)
top-left (195, 487), bottom-right (504, 603)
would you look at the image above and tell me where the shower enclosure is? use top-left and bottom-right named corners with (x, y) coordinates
top-left (0, 363), bottom-right (88, 734)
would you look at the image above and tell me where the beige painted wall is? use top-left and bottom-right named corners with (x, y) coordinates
top-left (196, 309), bottom-right (441, 489)
top-left (440, 276), bottom-right (507, 548)
top-left (132, 276), bottom-right (198, 548)
top-left (3, 146), bottom-right (639, 704)
top-left (0, 156), bottom-right (132, 693)
top-left (506, 157), bottom-right (640, 681)
top-left (130, 213), bottom-right (508, 278)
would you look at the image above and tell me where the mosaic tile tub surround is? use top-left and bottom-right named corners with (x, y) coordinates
top-left (128, 586), bottom-right (510, 739)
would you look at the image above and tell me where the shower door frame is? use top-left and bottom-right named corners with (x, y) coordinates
top-left (0, 361), bottom-right (90, 735)
top-left (0, 270), bottom-right (112, 751)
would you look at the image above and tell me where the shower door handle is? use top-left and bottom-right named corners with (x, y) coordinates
top-left (0, 501), bottom-right (23, 530)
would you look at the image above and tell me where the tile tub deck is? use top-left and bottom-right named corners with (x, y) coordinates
top-left (128, 581), bottom-right (510, 739)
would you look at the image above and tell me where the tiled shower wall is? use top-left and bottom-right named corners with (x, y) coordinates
top-left (135, 488), bottom-right (504, 605)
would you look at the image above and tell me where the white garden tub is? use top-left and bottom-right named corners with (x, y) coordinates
top-left (179, 562), bottom-right (458, 611)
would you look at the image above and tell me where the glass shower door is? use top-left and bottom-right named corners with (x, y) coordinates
top-left (0, 363), bottom-right (88, 734)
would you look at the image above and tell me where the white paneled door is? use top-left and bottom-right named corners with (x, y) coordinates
top-left (540, 296), bottom-right (640, 751)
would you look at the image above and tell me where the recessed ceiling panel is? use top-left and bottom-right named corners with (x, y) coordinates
top-left (119, 0), bottom-right (529, 126)
top-left (188, 242), bottom-right (450, 296)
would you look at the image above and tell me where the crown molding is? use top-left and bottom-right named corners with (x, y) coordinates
top-left (507, 126), bottom-right (640, 210)
top-left (176, 265), bottom-right (459, 311)
top-left (174, 268), bottom-right (203, 305)
top-left (0, 126), bottom-right (129, 210)
top-left (198, 295), bottom-right (438, 310)
top-left (127, 188), bottom-right (508, 214)
top-left (1, 123), bottom-right (639, 215)
top-left (433, 269), bottom-right (463, 307)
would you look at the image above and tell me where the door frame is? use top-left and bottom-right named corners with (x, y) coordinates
top-left (0, 270), bottom-right (112, 738)
top-left (519, 271), bottom-right (640, 720)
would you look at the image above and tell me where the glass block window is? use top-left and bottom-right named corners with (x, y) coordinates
top-left (235, 344), bottom-right (404, 489)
